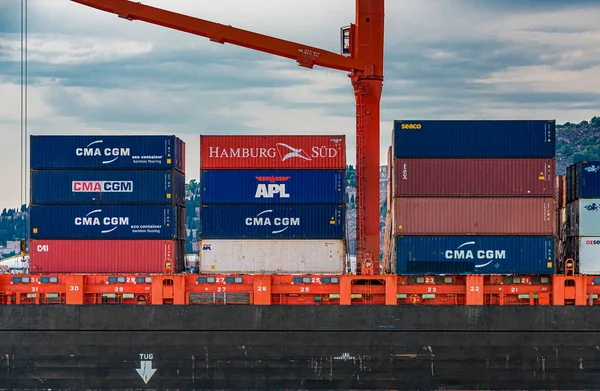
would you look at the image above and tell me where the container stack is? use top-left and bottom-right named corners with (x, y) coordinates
top-left (564, 161), bottom-right (600, 274)
top-left (390, 120), bottom-right (556, 275)
top-left (198, 135), bottom-right (346, 274)
top-left (555, 175), bottom-right (567, 269)
top-left (28, 135), bottom-right (186, 273)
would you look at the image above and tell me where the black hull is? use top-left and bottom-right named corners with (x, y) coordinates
top-left (1, 306), bottom-right (599, 390)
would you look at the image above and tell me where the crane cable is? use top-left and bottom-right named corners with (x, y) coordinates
top-left (20, 0), bottom-right (28, 257)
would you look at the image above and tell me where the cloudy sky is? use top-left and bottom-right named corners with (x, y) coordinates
top-left (0, 0), bottom-right (599, 208)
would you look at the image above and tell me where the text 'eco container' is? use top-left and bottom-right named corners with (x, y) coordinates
top-left (394, 236), bottom-right (555, 275)
top-left (393, 158), bottom-right (555, 197)
top-left (393, 120), bottom-right (555, 158)
top-left (567, 161), bottom-right (600, 202)
top-left (199, 239), bottom-right (345, 273)
top-left (29, 239), bottom-right (183, 274)
top-left (566, 200), bottom-right (600, 236)
top-left (200, 135), bottom-right (346, 169)
top-left (200, 169), bottom-right (345, 204)
top-left (200, 204), bottom-right (345, 239)
top-left (30, 205), bottom-right (184, 240)
top-left (31, 170), bottom-right (185, 206)
top-left (393, 197), bottom-right (556, 235)
top-left (30, 135), bottom-right (185, 172)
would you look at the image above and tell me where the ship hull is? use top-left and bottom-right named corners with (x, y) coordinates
top-left (1, 305), bottom-right (599, 390)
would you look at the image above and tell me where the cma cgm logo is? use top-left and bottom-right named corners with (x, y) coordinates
top-left (586, 240), bottom-right (600, 245)
top-left (72, 181), bottom-right (133, 192)
top-left (401, 123), bottom-right (422, 130)
top-left (444, 241), bottom-right (506, 268)
top-left (245, 209), bottom-right (300, 234)
top-left (585, 165), bottom-right (600, 173)
top-left (76, 140), bottom-right (131, 164)
top-left (74, 209), bottom-right (129, 234)
top-left (255, 176), bottom-right (290, 198)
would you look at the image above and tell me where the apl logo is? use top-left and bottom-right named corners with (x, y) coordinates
top-left (255, 176), bottom-right (290, 198)
top-left (75, 140), bottom-right (131, 165)
top-left (585, 165), bottom-right (600, 173)
top-left (276, 143), bottom-right (311, 161)
top-left (584, 203), bottom-right (599, 212)
top-left (245, 209), bottom-right (300, 234)
top-left (202, 244), bottom-right (212, 251)
top-left (74, 209), bottom-right (130, 234)
top-left (444, 241), bottom-right (506, 268)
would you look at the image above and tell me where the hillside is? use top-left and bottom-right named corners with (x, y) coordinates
top-left (1, 116), bottom-right (598, 255)
top-left (556, 116), bottom-right (600, 174)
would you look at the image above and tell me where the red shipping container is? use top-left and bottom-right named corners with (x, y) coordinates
top-left (29, 240), bottom-right (183, 274)
top-left (200, 135), bottom-right (346, 169)
top-left (393, 158), bottom-right (555, 197)
top-left (556, 175), bottom-right (566, 209)
top-left (393, 197), bottom-right (556, 235)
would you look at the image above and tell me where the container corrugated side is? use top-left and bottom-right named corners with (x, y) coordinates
top-left (30, 205), bottom-right (185, 240)
top-left (393, 197), bottom-right (555, 235)
top-left (31, 170), bottom-right (185, 206)
top-left (394, 235), bottom-right (555, 275)
top-left (200, 204), bottom-right (345, 239)
top-left (29, 239), bottom-right (184, 273)
top-left (567, 161), bottom-right (600, 202)
top-left (556, 175), bottom-right (566, 209)
top-left (199, 239), bottom-right (345, 273)
top-left (558, 207), bottom-right (567, 240)
top-left (393, 120), bottom-right (555, 158)
top-left (200, 169), bottom-right (345, 204)
top-left (393, 158), bottom-right (555, 197)
top-left (30, 135), bottom-right (185, 172)
top-left (566, 237), bottom-right (600, 275)
top-left (200, 135), bottom-right (346, 169)
top-left (566, 200), bottom-right (600, 236)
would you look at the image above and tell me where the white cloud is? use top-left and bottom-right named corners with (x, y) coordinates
top-left (0, 34), bottom-right (153, 64)
top-left (474, 65), bottom-right (600, 94)
top-left (0, 0), bottom-right (599, 209)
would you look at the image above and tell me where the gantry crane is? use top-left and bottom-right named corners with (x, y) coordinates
top-left (71, 0), bottom-right (385, 274)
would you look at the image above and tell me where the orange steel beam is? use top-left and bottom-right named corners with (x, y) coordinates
top-left (71, 0), bottom-right (385, 273)
top-left (2, 274), bottom-right (599, 306)
top-left (71, 0), bottom-right (366, 72)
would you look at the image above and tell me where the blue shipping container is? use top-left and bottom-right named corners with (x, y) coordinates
top-left (31, 170), bottom-right (185, 206)
top-left (201, 169), bottom-right (345, 204)
top-left (200, 205), bottom-right (345, 239)
top-left (567, 161), bottom-right (600, 202)
top-left (30, 205), bottom-right (185, 240)
top-left (393, 120), bottom-right (555, 158)
top-left (395, 236), bottom-right (555, 275)
top-left (30, 135), bottom-right (185, 171)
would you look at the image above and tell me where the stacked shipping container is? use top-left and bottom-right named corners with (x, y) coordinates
top-left (29, 135), bottom-right (186, 273)
top-left (556, 175), bottom-right (567, 270)
top-left (391, 120), bottom-right (556, 275)
top-left (564, 161), bottom-right (600, 274)
top-left (198, 135), bottom-right (347, 274)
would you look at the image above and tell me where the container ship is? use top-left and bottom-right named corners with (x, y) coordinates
top-left (5, 1), bottom-right (600, 390)
top-left (3, 124), bottom-right (600, 390)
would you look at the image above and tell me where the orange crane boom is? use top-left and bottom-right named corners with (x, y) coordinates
top-left (71, 0), bottom-right (385, 274)
top-left (72, 0), bottom-right (366, 72)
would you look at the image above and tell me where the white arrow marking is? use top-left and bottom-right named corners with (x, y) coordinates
top-left (136, 360), bottom-right (157, 384)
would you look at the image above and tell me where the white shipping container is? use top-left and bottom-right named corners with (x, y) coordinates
top-left (567, 199), bottom-right (600, 236)
top-left (199, 240), bottom-right (346, 274)
top-left (578, 237), bottom-right (600, 275)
